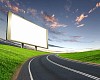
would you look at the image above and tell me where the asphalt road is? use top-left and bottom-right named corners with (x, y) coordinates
top-left (17, 55), bottom-right (100, 80)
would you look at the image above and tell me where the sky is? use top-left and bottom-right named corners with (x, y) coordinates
top-left (0, 0), bottom-right (100, 52)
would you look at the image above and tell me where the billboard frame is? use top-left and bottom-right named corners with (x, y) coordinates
top-left (7, 12), bottom-right (48, 49)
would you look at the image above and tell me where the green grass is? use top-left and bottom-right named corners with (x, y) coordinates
top-left (0, 44), bottom-right (49, 80)
top-left (58, 50), bottom-right (100, 64)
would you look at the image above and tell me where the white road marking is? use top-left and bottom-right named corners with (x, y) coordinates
top-left (28, 58), bottom-right (34, 80)
top-left (46, 55), bottom-right (100, 80)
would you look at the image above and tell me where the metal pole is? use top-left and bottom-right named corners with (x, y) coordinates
top-left (21, 43), bottom-right (24, 48)
top-left (35, 46), bottom-right (37, 51)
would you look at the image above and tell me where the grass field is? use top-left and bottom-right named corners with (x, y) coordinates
top-left (0, 44), bottom-right (49, 80)
top-left (58, 50), bottom-right (100, 64)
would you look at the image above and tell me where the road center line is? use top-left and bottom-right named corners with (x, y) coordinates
top-left (46, 55), bottom-right (100, 80)
top-left (28, 58), bottom-right (34, 80)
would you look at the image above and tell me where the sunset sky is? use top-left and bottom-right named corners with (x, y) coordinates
top-left (0, 0), bottom-right (100, 52)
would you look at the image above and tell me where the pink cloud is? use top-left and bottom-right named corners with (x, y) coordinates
top-left (75, 2), bottom-right (100, 27)
top-left (88, 2), bottom-right (100, 13)
top-left (27, 8), bottom-right (37, 16)
top-left (41, 11), bottom-right (57, 23)
top-left (41, 11), bottom-right (67, 28)
top-left (70, 36), bottom-right (83, 39)
top-left (0, 0), bottom-right (6, 3)
top-left (96, 2), bottom-right (100, 7)
top-left (75, 14), bottom-right (88, 24)
top-left (50, 22), bottom-right (67, 28)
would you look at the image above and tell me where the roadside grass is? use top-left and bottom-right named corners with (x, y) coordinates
top-left (58, 50), bottom-right (100, 64)
top-left (0, 44), bottom-right (49, 80)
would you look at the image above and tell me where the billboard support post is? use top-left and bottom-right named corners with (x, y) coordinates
top-left (35, 46), bottom-right (37, 51)
top-left (21, 43), bottom-right (24, 48)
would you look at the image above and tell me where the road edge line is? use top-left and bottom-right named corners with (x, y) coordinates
top-left (55, 54), bottom-right (100, 67)
top-left (46, 55), bottom-right (100, 80)
top-left (28, 58), bottom-right (34, 80)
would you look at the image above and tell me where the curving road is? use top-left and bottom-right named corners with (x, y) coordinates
top-left (17, 55), bottom-right (100, 80)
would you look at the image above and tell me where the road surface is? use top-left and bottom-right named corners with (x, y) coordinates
top-left (17, 55), bottom-right (100, 80)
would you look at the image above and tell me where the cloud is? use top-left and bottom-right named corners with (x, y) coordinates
top-left (0, 0), bottom-right (6, 3)
top-left (49, 29), bottom-right (64, 35)
top-left (1, 0), bottom-right (19, 13)
top-left (0, 0), bottom-right (22, 13)
top-left (27, 8), bottom-right (37, 16)
top-left (75, 14), bottom-right (88, 24)
top-left (0, 6), bottom-right (8, 14)
top-left (48, 38), bottom-right (53, 41)
top-left (8, 2), bottom-right (26, 14)
top-left (50, 22), bottom-right (67, 29)
top-left (64, 0), bottom-right (72, 12)
top-left (96, 2), bottom-right (100, 7)
top-left (0, 0), bottom-right (67, 29)
top-left (88, 7), bottom-right (96, 13)
top-left (69, 36), bottom-right (94, 43)
top-left (75, 2), bottom-right (100, 28)
top-left (72, 9), bottom-right (79, 14)
top-left (63, 39), bottom-right (94, 43)
top-left (41, 11), bottom-right (67, 28)
top-left (77, 24), bottom-right (84, 28)
top-left (0, 0), bottom-right (38, 16)
top-left (88, 2), bottom-right (100, 14)
top-left (75, 9), bottom-right (79, 13)
top-left (48, 44), bottom-right (64, 48)
top-left (70, 36), bottom-right (83, 39)
top-left (75, 2), bottom-right (100, 27)
top-left (63, 35), bottom-right (84, 43)
top-left (41, 11), bottom-right (57, 23)
top-left (79, 41), bottom-right (94, 43)
top-left (63, 39), bottom-right (79, 42)
top-left (11, 6), bottom-right (19, 13)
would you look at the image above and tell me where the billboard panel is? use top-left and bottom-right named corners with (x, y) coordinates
top-left (7, 12), bottom-right (48, 48)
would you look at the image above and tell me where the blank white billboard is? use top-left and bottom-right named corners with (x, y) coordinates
top-left (7, 12), bottom-right (48, 48)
